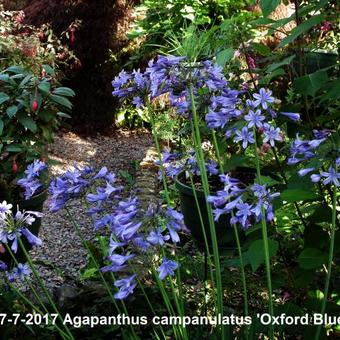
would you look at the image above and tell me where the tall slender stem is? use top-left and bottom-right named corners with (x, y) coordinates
top-left (271, 147), bottom-right (307, 229)
top-left (253, 127), bottom-right (274, 340)
top-left (212, 128), bottom-right (249, 337)
top-left (189, 84), bottom-right (227, 339)
top-left (65, 209), bottom-right (120, 310)
top-left (17, 237), bottom-right (74, 339)
top-left (315, 183), bottom-right (338, 340)
top-left (5, 244), bottom-right (70, 339)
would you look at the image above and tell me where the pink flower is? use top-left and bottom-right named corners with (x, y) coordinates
top-left (321, 21), bottom-right (332, 32)
top-left (247, 56), bottom-right (256, 69)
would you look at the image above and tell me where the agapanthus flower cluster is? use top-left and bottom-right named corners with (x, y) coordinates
top-left (48, 164), bottom-right (123, 212)
top-left (112, 55), bottom-right (233, 117)
top-left (48, 163), bottom-right (186, 300)
top-left (288, 131), bottom-right (340, 187)
top-left (17, 160), bottom-right (47, 200)
top-left (207, 87), bottom-right (300, 151)
top-left (0, 201), bottom-right (43, 253)
top-left (207, 174), bottom-right (279, 229)
top-left (95, 199), bottom-right (186, 300)
top-left (0, 262), bottom-right (32, 282)
top-left (157, 150), bottom-right (219, 180)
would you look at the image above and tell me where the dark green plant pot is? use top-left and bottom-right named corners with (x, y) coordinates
top-left (175, 172), bottom-right (246, 251)
top-left (0, 190), bottom-right (47, 266)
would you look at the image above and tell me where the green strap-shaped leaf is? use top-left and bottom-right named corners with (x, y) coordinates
top-left (278, 14), bottom-right (325, 47)
top-left (0, 118), bottom-right (3, 135)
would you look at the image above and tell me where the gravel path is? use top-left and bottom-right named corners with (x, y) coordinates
top-left (30, 129), bottom-right (153, 290)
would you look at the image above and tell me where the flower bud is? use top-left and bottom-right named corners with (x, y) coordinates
top-left (32, 99), bottom-right (38, 111)
top-left (12, 162), bottom-right (18, 173)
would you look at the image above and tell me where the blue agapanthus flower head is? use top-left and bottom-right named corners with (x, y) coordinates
top-left (6, 263), bottom-right (31, 282)
top-left (114, 274), bottom-right (137, 300)
top-left (157, 257), bottom-right (178, 280)
top-left (0, 205), bottom-right (43, 253)
top-left (17, 160), bottom-right (47, 200)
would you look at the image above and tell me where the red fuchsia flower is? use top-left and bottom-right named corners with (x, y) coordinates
top-left (32, 99), bottom-right (38, 112)
top-left (12, 162), bottom-right (18, 173)
top-left (247, 56), bottom-right (256, 69)
top-left (321, 21), bottom-right (332, 32)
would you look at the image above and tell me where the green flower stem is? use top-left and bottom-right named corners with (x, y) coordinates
top-left (70, 210), bottom-right (140, 339)
top-left (65, 209), bottom-right (120, 311)
top-left (5, 244), bottom-right (70, 339)
top-left (315, 183), bottom-right (338, 340)
top-left (211, 129), bottom-right (249, 335)
top-left (253, 127), bottom-right (274, 340)
top-left (148, 103), bottom-right (186, 321)
top-left (153, 267), bottom-right (182, 339)
top-left (130, 266), bottom-right (167, 340)
top-left (149, 110), bottom-right (171, 203)
top-left (271, 147), bottom-right (307, 229)
top-left (17, 237), bottom-right (74, 340)
top-left (7, 282), bottom-right (69, 340)
top-left (189, 84), bottom-right (226, 339)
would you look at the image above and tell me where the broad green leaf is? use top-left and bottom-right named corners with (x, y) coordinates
top-left (279, 14), bottom-right (325, 47)
top-left (248, 238), bottom-right (278, 272)
top-left (0, 118), bottom-right (3, 135)
top-left (307, 205), bottom-right (333, 223)
top-left (50, 94), bottom-right (72, 110)
top-left (320, 78), bottom-right (340, 102)
top-left (38, 81), bottom-right (51, 93)
top-left (6, 144), bottom-right (23, 152)
top-left (260, 0), bottom-right (280, 17)
top-left (19, 74), bottom-right (32, 88)
top-left (293, 70), bottom-right (328, 96)
top-left (0, 92), bottom-right (10, 105)
top-left (53, 87), bottom-right (75, 97)
top-left (281, 188), bottom-right (318, 202)
top-left (251, 17), bottom-right (275, 25)
top-left (42, 65), bottom-right (55, 76)
top-left (57, 111), bottom-right (72, 119)
top-left (6, 65), bottom-right (25, 74)
top-left (16, 98), bottom-right (30, 109)
top-left (80, 267), bottom-right (98, 280)
top-left (259, 68), bottom-right (285, 85)
top-left (298, 248), bottom-right (327, 269)
top-left (252, 42), bottom-right (271, 56)
top-left (266, 55), bottom-right (295, 73)
top-left (18, 116), bottom-right (37, 133)
top-left (6, 105), bottom-right (18, 118)
top-left (38, 110), bottom-right (55, 122)
top-left (216, 48), bottom-right (234, 67)
top-left (0, 74), bottom-right (9, 82)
